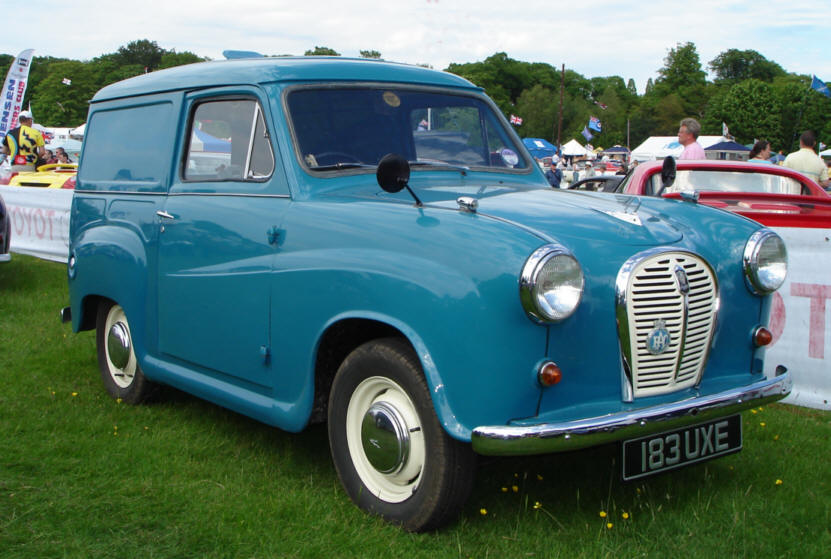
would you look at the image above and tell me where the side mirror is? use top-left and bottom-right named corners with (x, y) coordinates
top-left (376, 153), bottom-right (410, 193)
top-left (655, 156), bottom-right (676, 196)
top-left (376, 153), bottom-right (422, 206)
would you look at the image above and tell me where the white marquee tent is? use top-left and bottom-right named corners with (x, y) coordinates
top-left (630, 136), bottom-right (724, 161)
top-left (561, 138), bottom-right (593, 157)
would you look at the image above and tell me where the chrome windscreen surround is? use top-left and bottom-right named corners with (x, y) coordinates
top-left (615, 248), bottom-right (719, 400)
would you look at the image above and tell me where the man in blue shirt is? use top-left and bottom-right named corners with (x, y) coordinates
top-left (545, 160), bottom-right (563, 188)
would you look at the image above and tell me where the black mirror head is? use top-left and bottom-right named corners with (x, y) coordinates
top-left (377, 153), bottom-right (410, 193)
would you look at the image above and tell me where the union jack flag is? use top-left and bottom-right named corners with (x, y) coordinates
top-left (510, 114), bottom-right (523, 126)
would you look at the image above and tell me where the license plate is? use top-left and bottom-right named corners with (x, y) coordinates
top-left (622, 415), bottom-right (742, 481)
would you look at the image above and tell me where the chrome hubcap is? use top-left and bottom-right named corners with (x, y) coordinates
top-left (361, 402), bottom-right (410, 474)
top-left (107, 321), bottom-right (131, 371)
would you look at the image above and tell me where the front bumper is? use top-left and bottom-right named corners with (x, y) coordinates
top-left (471, 370), bottom-right (792, 456)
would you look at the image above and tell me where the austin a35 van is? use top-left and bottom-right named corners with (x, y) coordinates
top-left (64, 57), bottom-right (791, 531)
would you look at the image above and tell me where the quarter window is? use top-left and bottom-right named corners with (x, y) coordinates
top-left (185, 99), bottom-right (275, 182)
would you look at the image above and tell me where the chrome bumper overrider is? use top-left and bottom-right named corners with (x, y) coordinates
top-left (471, 371), bottom-right (792, 456)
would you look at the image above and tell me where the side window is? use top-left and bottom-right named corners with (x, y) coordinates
top-left (184, 99), bottom-right (274, 183)
top-left (80, 102), bottom-right (173, 192)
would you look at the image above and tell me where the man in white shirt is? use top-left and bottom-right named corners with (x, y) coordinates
top-left (783, 131), bottom-right (830, 189)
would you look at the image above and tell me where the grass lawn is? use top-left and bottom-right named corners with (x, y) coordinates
top-left (1, 254), bottom-right (829, 558)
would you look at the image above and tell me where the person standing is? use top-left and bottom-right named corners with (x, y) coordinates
top-left (783, 131), bottom-right (830, 188)
top-left (2, 110), bottom-right (47, 172)
top-left (544, 160), bottom-right (563, 188)
top-left (749, 140), bottom-right (773, 163)
top-left (677, 118), bottom-right (706, 160)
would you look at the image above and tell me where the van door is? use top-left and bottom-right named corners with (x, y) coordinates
top-left (157, 93), bottom-right (290, 389)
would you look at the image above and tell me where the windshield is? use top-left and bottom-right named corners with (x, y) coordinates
top-left (650, 169), bottom-right (810, 196)
top-left (286, 87), bottom-right (528, 171)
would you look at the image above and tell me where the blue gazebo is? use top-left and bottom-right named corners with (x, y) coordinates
top-left (522, 138), bottom-right (558, 160)
top-left (705, 140), bottom-right (750, 161)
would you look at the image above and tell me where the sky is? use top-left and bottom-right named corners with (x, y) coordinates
top-left (6, 1), bottom-right (830, 95)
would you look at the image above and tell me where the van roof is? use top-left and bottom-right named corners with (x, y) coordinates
top-left (91, 57), bottom-right (479, 102)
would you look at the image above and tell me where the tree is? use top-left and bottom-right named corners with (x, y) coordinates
top-left (30, 61), bottom-right (97, 126)
top-left (304, 46), bottom-right (340, 56)
top-left (115, 39), bottom-right (165, 71)
top-left (705, 79), bottom-right (781, 144)
top-left (159, 50), bottom-right (207, 69)
top-left (656, 42), bottom-right (707, 91)
top-left (514, 84), bottom-right (557, 141)
top-left (627, 78), bottom-right (637, 96)
top-left (652, 42), bottom-right (710, 117)
top-left (359, 50), bottom-right (381, 59)
top-left (709, 49), bottom-right (785, 84)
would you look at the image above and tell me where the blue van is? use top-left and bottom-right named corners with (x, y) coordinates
top-left (64, 57), bottom-right (791, 531)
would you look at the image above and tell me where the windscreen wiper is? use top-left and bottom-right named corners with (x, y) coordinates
top-left (312, 162), bottom-right (376, 171)
top-left (409, 160), bottom-right (469, 175)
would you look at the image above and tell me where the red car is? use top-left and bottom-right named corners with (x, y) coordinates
top-left (615, 159), bottom-right (831, 228)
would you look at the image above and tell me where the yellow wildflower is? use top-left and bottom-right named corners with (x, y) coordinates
top-left (606, 522), bottom-right (614, 529)
top-left (536, 474), bottom-right (544, 481)
top-left (71, 392), bottom-right (78, 397)
top-left (511, 485), bottom-right (519, 493)
top-left (599, 511), bottom-right (607, 518)
top-left (622, 512), bottom-right (630, 520)
top-left (501, 487), bottom-right (508, 493)
top-left (760, 422), bottom-right (766, 427)
top-left (116, 398), bottom-right (123, 404)
top-left (533, 502), bottom-right (542, 510)
top-left (775, 479), bottom-right (783, 485)
top-left (479, 508), bottom-right (488, 515)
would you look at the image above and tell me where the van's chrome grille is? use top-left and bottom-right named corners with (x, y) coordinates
top-left (616, 250), bottom-right (719, 399)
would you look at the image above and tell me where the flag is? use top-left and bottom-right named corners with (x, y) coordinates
top-left (0, 48), bottom-right (35, 139)
top-left (62, 77), bottom-right (72, 86)
top-left (593, 100), bottom-right (607, 110)
top-left (510, 114), bottom-right (523, 126)
top-left (722, 122), bottom-right (729, 137)
top-left (810, 75), bottom-right (830, 98)
top-left (588, 116), bottom-right (602, 133)
top-left (581, 126), bottom-right (593, 142)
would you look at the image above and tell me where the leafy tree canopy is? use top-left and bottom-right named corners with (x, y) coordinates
top-left (360, 50), bottom-right (381, 59)
top-left (304, 46), bottom-right (340, 56)
top-left (709, 49), bottom-right (786, 84)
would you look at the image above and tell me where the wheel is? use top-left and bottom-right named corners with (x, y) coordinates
top-left (96, 300), bottom-right (155, 404)
top-left (328, 338), bottom-right (476, 532)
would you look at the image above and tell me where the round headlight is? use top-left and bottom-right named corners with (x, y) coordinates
top-left (743, 229), bottom-right (787, 295)
top-left (520, 245), bottom-right (584, 322)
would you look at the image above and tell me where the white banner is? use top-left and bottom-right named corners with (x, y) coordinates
top-left (765, 226), bottom-right (831, 410)
top-left (1, 185), bottom-right (72, 262)
top-left (1, 49), bottom-right (35, 138)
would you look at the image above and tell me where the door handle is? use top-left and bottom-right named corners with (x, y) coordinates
top-left (267, 226), bottom-right (280, 245)
top-left (156, 210), bottom-right (175, 220)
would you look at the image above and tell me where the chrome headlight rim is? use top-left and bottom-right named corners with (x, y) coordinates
top-left (743, 229), bottom-right (787, 295)
top-left (520, 244), bottom-right (584, 323)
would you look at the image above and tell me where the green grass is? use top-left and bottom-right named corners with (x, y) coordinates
top-left (1, 254), bottom-right (829, 558)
